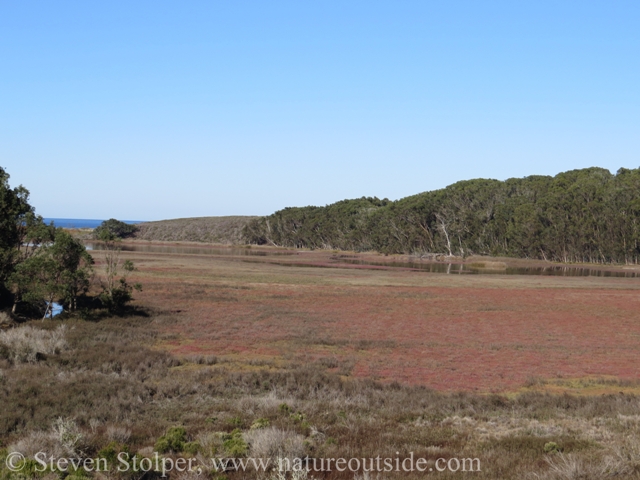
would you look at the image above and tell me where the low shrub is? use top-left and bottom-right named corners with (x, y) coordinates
top-left (243, 427), bottom-right (304, 464)
top-left (0, 325), bottom-right (67, 364)
top-left (155, 427), bottom-right (188, 454)
top-left (250, 418), bottom-right (270, 430)
top-left (222, 430), bottom-right (248, 457)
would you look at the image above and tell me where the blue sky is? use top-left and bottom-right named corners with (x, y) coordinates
top-left (1, 1), bottom-right (639, 220)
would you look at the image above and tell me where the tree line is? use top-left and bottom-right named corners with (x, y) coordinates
top-left (243, 167), bottom-right (640, 264)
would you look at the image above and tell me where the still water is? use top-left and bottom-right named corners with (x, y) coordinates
top-left (335, 258), bottom-right (640, 278)
top-left (84, 243), bottom-right (640, 278)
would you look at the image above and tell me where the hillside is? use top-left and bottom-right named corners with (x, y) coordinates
top-left (244, 167), bottom-right (640, 264)
top-left (134, 216), bottom-right (257, 244)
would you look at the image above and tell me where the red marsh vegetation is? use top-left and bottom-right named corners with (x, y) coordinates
top-left (118, 244), bottom-right (640, 393)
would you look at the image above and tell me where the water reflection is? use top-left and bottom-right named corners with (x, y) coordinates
top-left (337, 258), bottom-right (640, 278)
top-left (83, 243), bottom-right (640, 278)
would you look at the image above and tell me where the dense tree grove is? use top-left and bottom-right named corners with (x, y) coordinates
top-left (244, 167), bottom-right (640, 264)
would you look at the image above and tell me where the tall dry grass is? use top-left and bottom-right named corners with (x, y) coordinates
top-left (0, 324), bottom-right (67, 364)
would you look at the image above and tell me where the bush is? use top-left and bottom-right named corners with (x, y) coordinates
top-left (182, 441), bottom-right (200, 455)
top-left (222, 430), bottom-right (248, 457)
top-left (155, 426), bottom-right (196, 454)
top-left (243, 427), bottom-right (304, 464)
top-left (8, 417), bottom-right (84, 459)
top-left (250, 418), bottom-right (270, 430)
top-left (0, 325), bottom-right (67, 364)
top-left (93, 219), bottom-right (138, 240)
top-left (106, 425), bottom-right (131, 444)
top-left (52, 417), bottom-right (84, 455)
top-left (544, 441), bottom-right (561, 453)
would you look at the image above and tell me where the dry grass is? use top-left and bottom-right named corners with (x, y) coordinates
top-left (243, 427), bottom-right (305, 464)
top-left (0, 325), bottom-right (67, 364)
top-left (133, 216), bottom-right (258, 244)
top-left (0, 311), bottom-right (14, 328)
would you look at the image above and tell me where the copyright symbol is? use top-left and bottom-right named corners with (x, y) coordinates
top-left (6, 452), bottom-right (25, 472)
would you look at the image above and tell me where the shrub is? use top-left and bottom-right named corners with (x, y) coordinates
top-left (93, 219), bottom-right (138, 240)
top-left (155, 426), bottom-right (188, 454)
top-left (243, 427), bottom-right (304, 464)
top-left (8, 417), bottom-right (83, 459)
top-left (8, 430), bottom-right (66, 459)
top-left (98, 441), bottom-right (130, 465)
top-left (290, 412), bottom-right (304, 423)
top-left (0, 325), bottom-right (67, 364)
top-left (228, 417), bottom-right (243, 428)
top-left (544, 441), bottom-right (561, 453)
top-left (182, 441), bottom-right (200, 455)
top-left (52, 417), bottom-right (84, 455)
top-left (106, 425), bottom-right (131, 444)
top-left (250, 418), bottom-right (270, 430)
top-left (222, 430), bottom-right (248, 457)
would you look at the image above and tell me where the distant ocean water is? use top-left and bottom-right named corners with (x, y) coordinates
top-left (43, 218), bottom-right (143, 229)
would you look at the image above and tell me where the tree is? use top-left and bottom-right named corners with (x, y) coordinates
top-left (0, 167), bottom-right (57, 310)
top-left (94, 218), bottom-right (138, 239)
top-left (8, 231), bottom-right (93, 319)
top-left (243, 167), bottom-right (640, 263)
top-left (49, 230), bottom-right (94, 311)
top-left (0, 167), bottom-right (34, 302)
top-left (97, 229), bottom-right (141, 313)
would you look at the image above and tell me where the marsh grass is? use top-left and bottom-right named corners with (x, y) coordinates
top-left (3, 247), bottom-right (640, 479)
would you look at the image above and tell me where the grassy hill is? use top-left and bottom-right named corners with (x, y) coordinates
top-left (133, 216), bottom-right (257, 244)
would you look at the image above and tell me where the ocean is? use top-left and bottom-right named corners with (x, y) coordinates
top-left (43, 218), bottom-right (143, 229)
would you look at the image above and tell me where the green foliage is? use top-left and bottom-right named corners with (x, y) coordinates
top-left (98, 441), bottom-right (129, 464)
top-left (94, 219), bottom-right (138, 239)
top-left (0, 167), bottom-right (98, 317)
top-left (97, 443), bottom-right (146, 479)
top-left (0, 168), bottom-right (58, 308)
top-left (221, 429), bottom-right (248, 457)
top-left (182, 441), bottom-right (200, 455)
top-left (290, 412), bottom-right (305, 422)
top-left (155, 426), bottom-right (188, 453)
top-left (250, 417), bottom-right (270, 429)
top-left (544, 441), bottom-right (561, 453)
top-left (8, 231), bottom-right (93, 318)
top-left (228, 416), bottom-right (243, 428)
top-left (153, 427), bottom-right (200, 455)
top-left (244, 168), bottom-right (640, 263)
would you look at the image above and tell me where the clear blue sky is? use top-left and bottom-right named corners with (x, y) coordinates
top-left (1, 1), bottom-right (639, 221)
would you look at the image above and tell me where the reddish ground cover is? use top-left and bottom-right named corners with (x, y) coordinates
top-left (120, 245), bottom-right (640, 392)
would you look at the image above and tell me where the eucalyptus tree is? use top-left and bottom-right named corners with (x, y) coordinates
top-left (8, 231), bottom-right (93, 319)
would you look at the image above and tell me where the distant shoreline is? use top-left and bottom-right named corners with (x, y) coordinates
top-left (43, 218), bottom-right (143, 229)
